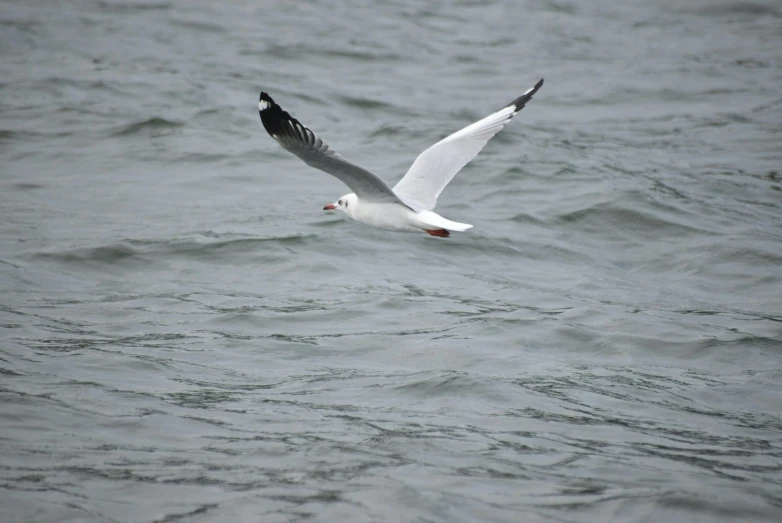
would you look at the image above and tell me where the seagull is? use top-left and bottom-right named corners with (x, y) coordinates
top-left (258, 79), bottom-right (543, 238)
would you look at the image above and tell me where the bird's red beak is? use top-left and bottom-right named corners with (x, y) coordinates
top-left (323, 204), bottom-right (336, 211)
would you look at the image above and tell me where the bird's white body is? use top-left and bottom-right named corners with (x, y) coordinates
top-left (334, 193), bottom-right (473, 234)
top-left (258, 79), bottom-right (543, 238)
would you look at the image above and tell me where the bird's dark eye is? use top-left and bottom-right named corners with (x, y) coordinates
top-left (338, 200), bottom-right (343, 205)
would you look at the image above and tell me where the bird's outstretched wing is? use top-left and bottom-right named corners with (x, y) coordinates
top-left (258, 92), bottom-right (407, 206)
top-left (393, 79), bottom-right (544, 211)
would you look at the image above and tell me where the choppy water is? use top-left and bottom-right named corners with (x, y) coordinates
top-left (2, 1), bottom-right (782, 521)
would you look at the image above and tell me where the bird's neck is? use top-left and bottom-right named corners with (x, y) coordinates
top-left (344, 195), bottom-right (359, 218)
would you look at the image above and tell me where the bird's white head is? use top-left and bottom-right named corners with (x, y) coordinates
top-left (323, 193), bottom-right (357, 216)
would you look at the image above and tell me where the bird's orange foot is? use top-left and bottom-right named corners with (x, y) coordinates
top-left (425, 229), bottom-right (450, 238)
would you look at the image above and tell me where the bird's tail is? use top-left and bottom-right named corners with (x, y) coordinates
top-left (419, 211), bottom-right (473, 232)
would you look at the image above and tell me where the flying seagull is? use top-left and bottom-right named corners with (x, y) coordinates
top-left (258, 78), bottom-right (543, 238)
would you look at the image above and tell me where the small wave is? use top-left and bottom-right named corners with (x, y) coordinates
top-left (169, 18), bottom-right (225, 34)
top-left (30, 236), bottom-right (317, 273)
top-left (369, 124), bottom-right (408, 138)
top-left (392, 371), bottom-right (511, 402)
top-left (681, 1), bottom-right (780, 18)
top-left (260, 41), bottom-right (402, 65)
top-left (0, 129), bottom-right (71, 144)
top-left (558, 200), bottom-right (710, 239)
top-left (143, 236), bottom-right (314, 258)
top-left (172, 152), bottom-right (231, 164)
top-left (509, 213), bottom-right (548, 226)
top-left (337, 96), bottom-right (395, 111)
top-left (111, 117), bottom-right (183, 137)
top-left (0, 129), bottom-right (18, 143)
top-left (7, 182), bottom-right (45, 191)
top-left (34, 244), bottom-right (144, 265)
top-left (97, 0), bottom-right (171, 12)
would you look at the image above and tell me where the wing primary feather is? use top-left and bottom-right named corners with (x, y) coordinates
top-left (257, 90), bottom-right (410, 207)
top-left (507, 78), bottom-right (544, 114)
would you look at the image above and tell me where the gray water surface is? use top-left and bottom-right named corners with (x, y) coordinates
top-left (2, 1), bottom-right (782, 522)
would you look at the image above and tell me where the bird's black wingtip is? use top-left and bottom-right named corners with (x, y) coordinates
top-left (508, 78), bottom-right (545, 112)
top-left (257, 91), bottom-right (309, 143)
top-left (259, 91), bottom-right (275, 111)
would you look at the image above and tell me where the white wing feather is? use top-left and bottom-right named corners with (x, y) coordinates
top-left (393, 79), bottom-right (543, 211)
